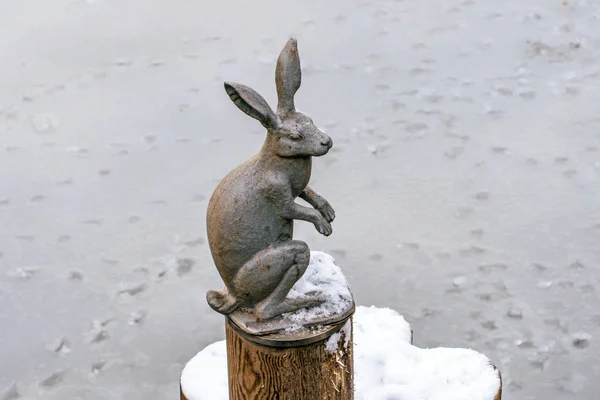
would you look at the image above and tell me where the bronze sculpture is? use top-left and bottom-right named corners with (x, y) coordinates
top-left (206, 38), bottom-right (336, 321)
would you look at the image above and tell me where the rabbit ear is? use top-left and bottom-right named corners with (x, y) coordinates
top-left (276, 38), bottom-right (301, 115)
top-left (224, 82), bottom-right (279, 129)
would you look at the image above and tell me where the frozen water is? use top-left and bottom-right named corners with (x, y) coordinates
top-left (180, 306), bottom-right (501, 400)
top-left (30, 113), bottom-right (59, 134)
top-left (1, 0), bottom-right (600, 398)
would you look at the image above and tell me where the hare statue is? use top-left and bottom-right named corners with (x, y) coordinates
top-left (206, 38), bottom-right (335, 321)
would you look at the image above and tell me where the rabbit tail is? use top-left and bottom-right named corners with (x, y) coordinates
top-left (206, 289), bottom-right (240, 315)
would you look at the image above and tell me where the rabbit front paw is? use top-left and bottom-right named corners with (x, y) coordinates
top-left (314, 216), bottom-right (332, 236)
top-left (316, 200), bottom-right (335, 223)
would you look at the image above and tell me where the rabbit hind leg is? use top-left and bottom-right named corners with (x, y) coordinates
top-left (232, 240), bottom-right (319, 320)
top-left (253, 241), bottom-right (323, 320)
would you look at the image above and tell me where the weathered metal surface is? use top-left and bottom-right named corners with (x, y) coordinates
top-left (226, 310), bottom-right (354, 348)
top-left (206, 38), bottom-right (337, 321)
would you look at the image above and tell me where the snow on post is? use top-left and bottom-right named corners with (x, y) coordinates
top-left (182, 252), bottom-right (356, 399)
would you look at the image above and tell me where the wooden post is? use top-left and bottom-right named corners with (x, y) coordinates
top-left (222, 316), bottom-right (352, 400)
top-left (225, 317), bottom-right (353, 400)
top-left (180, 316), bottom-right (354, 400)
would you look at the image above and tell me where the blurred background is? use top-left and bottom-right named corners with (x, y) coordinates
top-left (1, 0), bottom-right (599, 399)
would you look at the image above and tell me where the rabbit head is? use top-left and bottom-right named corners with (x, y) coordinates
top-left (224, 38), bottom-right (332, 158)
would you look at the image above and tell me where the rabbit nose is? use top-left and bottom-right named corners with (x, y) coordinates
top-left (321, 137), bottom-right (333, 148)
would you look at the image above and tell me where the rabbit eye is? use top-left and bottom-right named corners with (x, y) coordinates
top-left (289, 133), bottom-right (304, 141)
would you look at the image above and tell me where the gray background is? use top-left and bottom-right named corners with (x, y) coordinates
top-left (1, 0), bottom-right (599, 399)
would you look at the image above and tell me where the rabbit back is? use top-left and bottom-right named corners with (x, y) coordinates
top-left (207, 158), bottom-right (295, 286)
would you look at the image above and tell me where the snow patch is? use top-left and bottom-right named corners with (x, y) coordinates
top-left (353, 306), bottom-right (500, 400)
top-left (281, 251), bottom-right (353, 329)
top-left (180, 341), bottom-right (228, 400)
top-left (325, 318), bottom-right (351, 354)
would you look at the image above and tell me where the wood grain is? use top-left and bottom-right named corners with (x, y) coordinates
top-left (494, 368), bottom-right (503, 400)
top-left (226, 318), bottom-right (353, 400)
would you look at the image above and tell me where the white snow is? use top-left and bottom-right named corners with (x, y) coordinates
top-left (180, 341), bottom-right (228, 400)
top-left (180, 306), bottom-right (501, 400)
top-left (353, 306), bottom-right (500, 400)
top-left (325, 318), bottom-right (352, 354)
top-left (280, 251), bottom-right (354, 329)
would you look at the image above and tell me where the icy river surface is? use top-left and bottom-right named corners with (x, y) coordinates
top-left (1, 0), bottom-right (600, 399)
